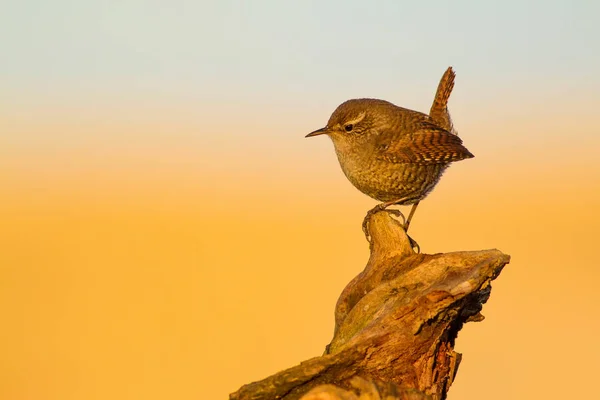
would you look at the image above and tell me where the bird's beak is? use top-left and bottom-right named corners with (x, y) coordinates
top-left (305, 127), bottom-right (328, 138)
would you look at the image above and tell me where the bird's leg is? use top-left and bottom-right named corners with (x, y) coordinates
top-left (404, 201), bottom-right (420, 232)
top-left (404, 202), bottom-right (422, 252)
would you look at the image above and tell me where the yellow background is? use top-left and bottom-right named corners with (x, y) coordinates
top-left (2, 2), bottom-right (600, 399)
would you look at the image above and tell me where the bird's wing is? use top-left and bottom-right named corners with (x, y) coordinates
top-left (375, 122), bottom-right (474, 165)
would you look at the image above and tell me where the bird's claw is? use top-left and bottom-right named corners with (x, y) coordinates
top-left (362, 206), bottom-right (420, 253)
top-left (362, 205), bottom-right (383, 242)
top-left (362, 206), bottom-right (406, 243)
top-left (385, 209), bottom-right (406, 225)
top-left (408, 235), bottom-right (421, 253)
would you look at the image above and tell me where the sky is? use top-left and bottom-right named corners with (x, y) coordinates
top-left (1, 1), bottom-right (600, 399)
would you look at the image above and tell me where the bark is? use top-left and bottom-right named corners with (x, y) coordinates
top-left (230, 211), bottom-right (510, 400)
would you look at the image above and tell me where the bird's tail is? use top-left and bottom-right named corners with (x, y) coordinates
top-left (429, 67), bottom-right (457, 135)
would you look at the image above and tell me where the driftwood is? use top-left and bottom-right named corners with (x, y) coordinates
top-left (230, 211), bottom-right (510, 400)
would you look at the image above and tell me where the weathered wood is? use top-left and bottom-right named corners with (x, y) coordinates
top-left (230, 211), bottom-right (510, 400)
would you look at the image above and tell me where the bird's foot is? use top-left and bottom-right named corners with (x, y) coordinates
top-left (362, 206), bottom-right (420, 253)
top-left (408, 235), bottom-right (420, 254)
top-left (362, 204), bottom-right (384, 242)
top-left (385, 208), bottom-right (406, 223)
top-left (362, 205), bottom-right (406, 243)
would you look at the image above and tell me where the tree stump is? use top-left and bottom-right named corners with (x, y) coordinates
top-left (230, 211), bottom-right (510, 400)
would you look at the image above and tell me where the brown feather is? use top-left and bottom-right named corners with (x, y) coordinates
top-left (429, 67), bottom-right (456, 134)
top-left (376, 122), bottom-right (473, 165)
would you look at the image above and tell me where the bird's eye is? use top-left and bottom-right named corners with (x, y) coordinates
top-left (344, 124), bottom-right (354, 132)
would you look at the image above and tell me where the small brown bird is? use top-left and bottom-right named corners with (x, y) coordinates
top-left (306, 67), bottom-right (473, 244)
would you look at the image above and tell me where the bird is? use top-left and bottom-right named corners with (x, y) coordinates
top-left (305, 67), bottom-right (473, 248)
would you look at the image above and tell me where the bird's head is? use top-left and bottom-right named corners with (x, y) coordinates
top-left (306, 99), bottom-right (395, 146)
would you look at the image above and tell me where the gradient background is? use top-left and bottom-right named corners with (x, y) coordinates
top-left (2, 1), bottom-right (599, 399)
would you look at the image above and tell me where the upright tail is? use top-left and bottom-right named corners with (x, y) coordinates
top-left (429, 67), bottom-right (457, 135)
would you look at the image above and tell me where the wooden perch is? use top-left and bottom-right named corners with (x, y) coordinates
top-left (230, 211), bottom-right (510, 400)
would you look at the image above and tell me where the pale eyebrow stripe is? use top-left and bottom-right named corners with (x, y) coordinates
top-left (345, 111), bottom-right (367, 126)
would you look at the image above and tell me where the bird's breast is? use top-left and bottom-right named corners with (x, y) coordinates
top-left (333, 143), bottom-right (446, 203)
